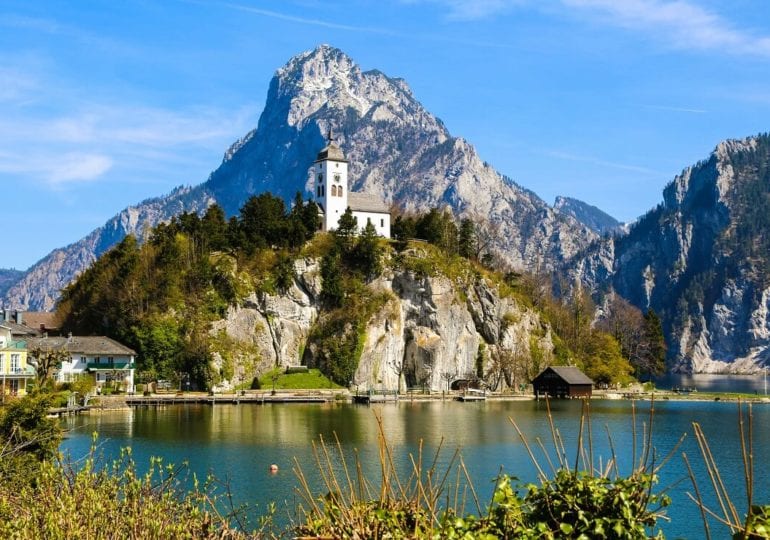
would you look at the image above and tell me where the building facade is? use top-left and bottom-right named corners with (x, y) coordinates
top-left (532, 366), bottom-right (594, 399)
top-left (0, 324), bottom-right (35, 397)
top-left (27, 335), bottom-right (136, 393)
top-left (311, 135), bottom-right (391, 238)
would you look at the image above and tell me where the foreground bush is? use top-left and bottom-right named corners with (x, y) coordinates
top-left (0, 442), bottom-right (267, 540)
top-left (294, 405), bottom-right (671, 540)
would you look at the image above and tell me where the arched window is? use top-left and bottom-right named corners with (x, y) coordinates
top-left (316, 186), bottom-right (321, 197)
top-left (338, 186), bottom-right (343, 197)
top-left (331, 185), bottom-right (337, 197)
top-left (317, 173), bottom-right (323, 182)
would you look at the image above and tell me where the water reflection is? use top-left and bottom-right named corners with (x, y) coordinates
top-left (59, 400), bottom-right (770, 539)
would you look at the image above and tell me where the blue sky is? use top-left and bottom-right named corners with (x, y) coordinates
top-left (2, 0), bottom-right (769, 270)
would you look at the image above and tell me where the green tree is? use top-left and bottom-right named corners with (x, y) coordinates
top-left (458, 218), bottom-right (476, 259)
top-left (201, 204), bottom-right (229, 252)
top-left (334, 207), bottom-right (358, 254)
top-left (391, 215), bottom-right (417, 241)
top-left (641, 310), bottom-right (667, 378)
top-left (321, 248), bottom-right (344, 308)
top-left (352, 221), bottom-right (383, 279)
top-left (0, 394), bottom-right (61, 484)
top-left (239, 193), bottom-right (287, 251)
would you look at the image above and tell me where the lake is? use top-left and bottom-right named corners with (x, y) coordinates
top-left (60, 399), bottom-right (770, 539)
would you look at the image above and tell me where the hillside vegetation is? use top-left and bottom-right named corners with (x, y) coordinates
top-left (56, 195), bottom-right (657, 390)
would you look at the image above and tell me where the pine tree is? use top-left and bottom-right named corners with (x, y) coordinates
top-left (334, 207), bottom-right (358, 254)
top-left (353, 221), bottom-right (383, 278)
top-left (642, 310), bottom-right (667, 377)
top-left (459, 218), bottom-right (476, 259)
top-left (321, 248), bottom-right (344, 308)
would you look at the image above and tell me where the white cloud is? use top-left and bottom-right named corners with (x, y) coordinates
top-left (48, 154), bottom-right (114, 185)
top-left (416, 0), bottom-right (770, 56)
top-left (563, 0), bottom-right (770, 56)
top-left (545, 149), bottom-right (666, 176)
top-left (646, 104), bottom-right (708, 114)
top-left (0, 151), bottom-right (112, 187)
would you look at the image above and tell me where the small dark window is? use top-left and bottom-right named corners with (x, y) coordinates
top-left (380, 219), bottom-right (384, 227)
top-left (317, 173), bottom-right (323, 182)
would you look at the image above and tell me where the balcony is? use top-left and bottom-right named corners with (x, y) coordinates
top-left (0, 366), bottom-right (36, 378)
top-left (87, 362), bottom-right (135, 371)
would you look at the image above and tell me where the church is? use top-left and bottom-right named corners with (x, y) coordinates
top-left (311, 135), bottom-right (391, 238)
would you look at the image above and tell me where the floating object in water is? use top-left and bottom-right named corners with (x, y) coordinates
top-left (269, 464), bottom-right (279, 473)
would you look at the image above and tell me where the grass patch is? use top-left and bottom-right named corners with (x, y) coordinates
top-left (259, 367), bottom-right (341, 390)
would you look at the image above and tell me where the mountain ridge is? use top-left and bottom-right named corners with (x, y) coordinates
top-left (567, 134), bottom-right (770, 373)
top-left (3, 44), bottom-right (597, 311)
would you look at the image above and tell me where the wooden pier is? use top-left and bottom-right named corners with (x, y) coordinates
top-left (125, 393), bottom-right (333, 406)
top-left (456, 389), bottom-right (486, 402)
top-left (352, 390), bottom-right (399, 404)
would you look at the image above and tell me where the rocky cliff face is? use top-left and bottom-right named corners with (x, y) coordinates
top-left (568, 135), bottom-right (770, 373)
top-left (0, 269), bottom-right (23, 300)
top-left (3, 45), bottom-right (596, 311)
top-left (554, 196), bottom-right (622, 236)
top-left (210, 256), bottom-right (554, 392)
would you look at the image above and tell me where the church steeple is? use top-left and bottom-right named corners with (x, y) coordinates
top-left (315, 129), bottom-right (347, 163)
top-left (312, 130), bottom-right (349, 232)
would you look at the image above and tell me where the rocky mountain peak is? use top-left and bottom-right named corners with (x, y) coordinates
top-left (3, 45), bottom-right (598, 311)
top-left (553, 196), bottom-right (622, 235)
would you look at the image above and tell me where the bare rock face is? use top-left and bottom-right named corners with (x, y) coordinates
top-left (209, 259), bottom-right (554, 392)
top-left (568, 135), bottom-right (770, 373)
top-left (3, 45), bottom-right (595, 311)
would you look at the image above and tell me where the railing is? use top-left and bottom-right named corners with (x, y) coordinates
top-left (0, 366), bottom-right (35, 376)
top-left (87, 362), bottom-right (135, 370)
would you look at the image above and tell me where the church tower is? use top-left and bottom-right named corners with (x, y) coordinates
top-left (313, 131), bottom-right (349, 232)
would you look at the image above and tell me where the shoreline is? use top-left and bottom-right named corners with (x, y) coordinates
top-left (58, 388), bottom-right (770, 415)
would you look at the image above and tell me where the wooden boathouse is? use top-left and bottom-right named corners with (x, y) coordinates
top-left (532, 366), bottom-right (593, 399)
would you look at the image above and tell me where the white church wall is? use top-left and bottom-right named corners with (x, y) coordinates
top-left (352, 211), bottom-right (391, 238)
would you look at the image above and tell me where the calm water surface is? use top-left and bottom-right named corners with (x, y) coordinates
top-left (60, 400), bottom-right (770, 539)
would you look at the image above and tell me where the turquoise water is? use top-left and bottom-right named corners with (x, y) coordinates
top-left (60, 400), bottom-right (770, 539)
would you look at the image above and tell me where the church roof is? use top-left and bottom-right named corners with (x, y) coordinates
top-left (315, 141), bottom-right (347, 163)
top-left (349, 192), bottom-right (389, 214)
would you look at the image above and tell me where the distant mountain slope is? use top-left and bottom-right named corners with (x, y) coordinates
top-left (554, 196), bottom-right (622, 235)
top-left (568, 135), bottom-right (770, 373)
top-left (3, 45), bottom-right (596, 311)
top-left (0, 269), bottom-right (23, 300)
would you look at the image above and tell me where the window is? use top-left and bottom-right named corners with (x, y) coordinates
top-left (317, 186), bottom-right (321, 197)
top-left (95, 356), bottom-right (101, 364)
top-left (338, 186), bottom-right (343, 197)
top-left (334, 174), bottom-right (341, 182)
top-left (380, 219), bottom-right (384, 227)
top-left (317, 173), bottom-right (323, 182)
top-left (81, 356), bottom-right (86, 365)
top-left (10, 354), bottom-right (19, 372)
top-left (0, 353), bottom-right (4, 372)
top-left (331, 185), bottom-right (337, 196)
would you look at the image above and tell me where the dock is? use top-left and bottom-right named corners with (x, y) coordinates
top-left (352, 390), bottom-right (399, 404)
top-left (125, 393), bottom-right (333, 406)
top-left (457, 389), bottom-right (486, 402)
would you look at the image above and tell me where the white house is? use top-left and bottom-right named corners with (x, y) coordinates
top-left (311, 134), bottom-right (390, 237)
top-left (27, 334), bottom-right (136, 393)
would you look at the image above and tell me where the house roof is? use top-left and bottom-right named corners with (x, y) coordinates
top-left (2, 320), bottom-right (40, 337)
top-left (22, 312), bottom-right (60, 331)
top-left (26, 336), bottom-right (136, 356)
top-left (349, 192), bottom-right (389, 214)
top-left (535, 366), bottom-right (594, 385)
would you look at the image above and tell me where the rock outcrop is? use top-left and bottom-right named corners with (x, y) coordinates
top-left (209, 258), bottom-right (554, 392)
top-left (568, 135), bottom-right (770, 373)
